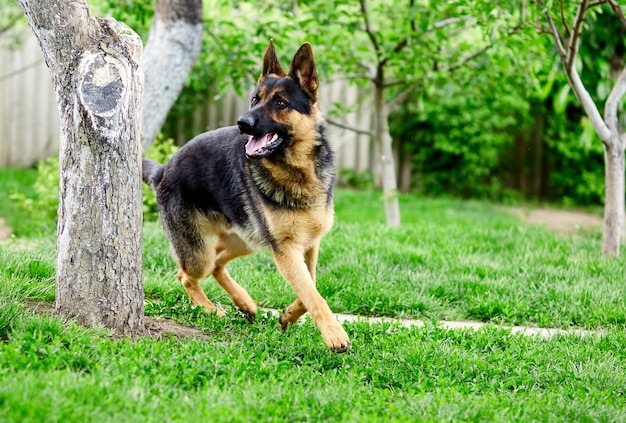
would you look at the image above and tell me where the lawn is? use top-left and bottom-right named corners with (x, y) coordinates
top-left (1, 167), bottom-right (625, 421)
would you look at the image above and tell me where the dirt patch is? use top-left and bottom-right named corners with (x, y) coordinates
top-left (0, 218), bottom-right (11, 241)
top-left (28, 302), bottom-right (207, 340)
top-left (510, 207), bottom-right (603, 234)
top-left (143, 316), bottom-right (207, 340)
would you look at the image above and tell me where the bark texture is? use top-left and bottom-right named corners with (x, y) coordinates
top-left (141, 0), bottom-right (203, 150)
top-left (374, 84), bottom-right (401, 227)
top-left (17, 0), bottom-right (145, 334)
top-left (602, 141), bottom-right (625, 256)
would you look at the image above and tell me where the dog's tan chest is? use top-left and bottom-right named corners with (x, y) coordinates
top-left (261, 202), bottom-right (333, 247)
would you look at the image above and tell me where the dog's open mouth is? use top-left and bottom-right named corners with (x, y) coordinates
top-left (245, 133), bottom-right (282, 157)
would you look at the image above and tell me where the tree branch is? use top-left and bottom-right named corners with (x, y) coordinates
top-left (0, 59), bottom-right (43, 82)
top-left (566, 0), bottom-right (588, 73)
top-left (540, 0), bottom-right (612, 144)
top-left (359, 0), bottom-right (380, 53)
top-left (605, 66), bottom-right (626, 144)
top-left (430, 16), bottom-right (471, 30)
top-left (383, 79), bottom-right (407, 88)
top-left (589, 0), bottom-right (607, 7)
top-left (539, 0), bottom-right (568, 59)
top-left (388, 85), bottom-right (418, 110)
top-left (569, 68), bottom-right (612, 144)
top-left (560, 0), bottom-right (571, 39)
top-left (607, 0), bottom-right (626, 30)
top-left (380, 0), bottom-right (417, 67)
top-left (325, 116), bottom-right (374, 138)
top-left (444, 44), bottom-right (492, 73)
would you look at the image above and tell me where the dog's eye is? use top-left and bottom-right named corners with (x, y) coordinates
top-left (276, 99), bottom-right (287, 109)
top-left (250, 96), bottom-right (258, 107)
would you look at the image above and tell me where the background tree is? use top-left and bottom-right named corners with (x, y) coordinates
top-left (535, 0), bottom-right (626, 257)
top-left (141, 0), bottom-right (203, 150)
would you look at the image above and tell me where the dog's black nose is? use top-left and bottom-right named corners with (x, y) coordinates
top-left (237, 114), bottom-right (256, 134)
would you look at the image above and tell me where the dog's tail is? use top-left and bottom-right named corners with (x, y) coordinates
top-left (142, 158), bottom-right (164, 190)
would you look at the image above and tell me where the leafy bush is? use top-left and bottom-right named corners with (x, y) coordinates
top-left (143, 136), bottom-right (179, 221)
top-left (339, 168), bottom-right (374, 190)
top-left (391, 77), bottom-right (531, 201)
top-left (9, 158), bottom-right (59, 235)
top-left (543, 99), bottom-right (605, 206)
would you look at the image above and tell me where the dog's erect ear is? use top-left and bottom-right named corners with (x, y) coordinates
top-left (289, 42), bottom-right (319, 100)
top-left (261, 40), bottom-right (286, 79)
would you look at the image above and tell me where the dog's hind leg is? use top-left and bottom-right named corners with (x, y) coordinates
top-left (212, 233), bottom-right (257, 319)
top-left (163, 212), bottom-right (225, 317)
top-left (279, 244), bottom-right (318, 329)
top-left (177, 268), bottom-right (225, 317)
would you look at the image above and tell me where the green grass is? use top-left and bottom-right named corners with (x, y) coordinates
top-left (1, 169), bottom-right (626, 421)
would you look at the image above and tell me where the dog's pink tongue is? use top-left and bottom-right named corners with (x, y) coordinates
top-left (245, 134), bottom-right (272, 155)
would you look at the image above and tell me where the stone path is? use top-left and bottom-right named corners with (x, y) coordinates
top-left (261, 309), bottom-right (599, 339)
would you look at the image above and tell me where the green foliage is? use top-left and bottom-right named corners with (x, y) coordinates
top-left (143, 136), bottom-right (179, 221)
top-left (0, 0), bottom-right (26, 48)
top-left (338, 168), bottom-right (374, 190)
top-left (90, 0), bottom-right (154, 39)
top-left (544, 109), bottom-right (605, 206)
top-left (390, 64), bottom-right (532, 200)
top-left (0, 168), bottom-right (38, 237)
top-left (9, 159), bottom-right (59, 236)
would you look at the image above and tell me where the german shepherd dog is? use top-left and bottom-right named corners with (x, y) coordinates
top-left (142, 41), bottom-right (351, 352)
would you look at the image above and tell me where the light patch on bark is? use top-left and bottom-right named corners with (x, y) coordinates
top-left (141, 18), bottom-right (203, 149)
top-left (77, 53), bottom-right (126, 136)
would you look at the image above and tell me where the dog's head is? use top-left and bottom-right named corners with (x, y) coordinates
top-left (237, 40), bottom-right (319, 158)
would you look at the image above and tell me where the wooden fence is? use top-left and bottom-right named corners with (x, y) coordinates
top-left (0, 30), bottom-right (60, 167)
top-left (1, 29), bottom-right (375, 176)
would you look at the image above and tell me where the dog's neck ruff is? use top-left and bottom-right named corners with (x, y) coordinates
top-left (248, 159), bottom-right (317, 209)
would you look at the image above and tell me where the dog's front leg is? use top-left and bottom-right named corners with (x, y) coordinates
top-left (279, 244), bottom-right (318, 328)
top-left (272, 246), bottom-right (351, 353)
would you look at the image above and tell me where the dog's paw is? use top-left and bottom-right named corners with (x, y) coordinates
top-left (278, 310), bottom-right (289, 330)
top-left (242, 311), bottom-right (256, 324)
top-left (203, 306), bottom-right (226, 317)
top-left (328, 337), bottom-right (352, 353)
top-left (322, 325), bottom-right (352, 353)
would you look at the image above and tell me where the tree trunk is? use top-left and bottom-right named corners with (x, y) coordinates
top-left (602, 58), bottom-right (626, 257)
top-left (602, 140), bottom-right (624, 257)
top-left (141, 0), bottom-right (203, 150)
top-left (17, 0), bottom-right (145, 335)
top-left (374, 84), bottom-right (401, 227)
